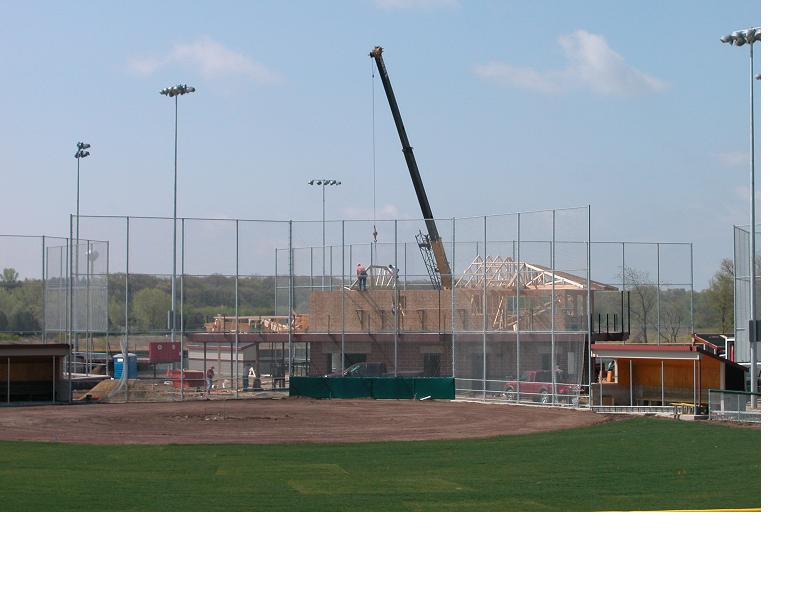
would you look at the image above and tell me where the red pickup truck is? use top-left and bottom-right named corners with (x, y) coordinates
top-left (502, 370), bottom-right (581, 403)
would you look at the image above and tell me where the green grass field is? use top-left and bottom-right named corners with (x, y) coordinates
top-left (0, 418), bottom-right (760, 511)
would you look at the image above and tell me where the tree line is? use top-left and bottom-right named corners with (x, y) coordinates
top-left (1, 260), bottom-right (738, 339)
top-left (592, 260), bottom-right (735, 342)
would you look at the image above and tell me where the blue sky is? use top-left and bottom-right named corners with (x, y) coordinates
top-left (0, 0), bottom-right (759, 285)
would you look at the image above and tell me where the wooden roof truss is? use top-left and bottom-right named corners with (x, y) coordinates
top-left (455, 256), bottom-right (588, 290)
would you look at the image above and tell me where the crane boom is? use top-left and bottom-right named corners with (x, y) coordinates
top-left (369, 46), bottom-right (452, 289)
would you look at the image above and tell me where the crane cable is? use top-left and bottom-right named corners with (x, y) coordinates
top-left (371, 58), bottom-right (378, 257)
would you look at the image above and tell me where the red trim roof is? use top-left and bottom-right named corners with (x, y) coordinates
top-left (591, 343), bottom-right (746, 371)
top-left (591, 343), bottom-right (695, 352)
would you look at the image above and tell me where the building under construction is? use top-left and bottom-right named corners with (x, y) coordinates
top-left (304, 255), bottom-right (619, 392)
top-left (184, 252), bottom-right (622, 397)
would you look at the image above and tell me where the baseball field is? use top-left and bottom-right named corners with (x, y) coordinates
top-left (0, 399), bottom-right (760, 511)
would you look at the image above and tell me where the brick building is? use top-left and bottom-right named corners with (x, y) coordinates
top-left (187, 256), bottom-right (622, 394)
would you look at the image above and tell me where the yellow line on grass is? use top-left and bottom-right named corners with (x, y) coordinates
top-left (650, 508), bottom-right (761, 512)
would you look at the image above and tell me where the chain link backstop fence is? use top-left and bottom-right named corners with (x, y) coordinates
top-left (2, 209), bottom-right (695, 405)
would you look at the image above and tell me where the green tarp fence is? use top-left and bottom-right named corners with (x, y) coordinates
top-left (289, 377), bottom-right (455, 400)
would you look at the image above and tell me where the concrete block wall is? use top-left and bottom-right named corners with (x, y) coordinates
top-left (307, 288), bottom-right (587, 333)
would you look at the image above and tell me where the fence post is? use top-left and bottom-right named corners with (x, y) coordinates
top-left (180, 218), bottom-right (185, 402)
top-left (451, 217), bottom-right (456, 385)
top-left (482, 215), bottom-right (487, 400)
top-left (516, 213), bottom-right (521, 403)
top-left (551, 210), bottom-right (556, 404)
top-left (41, 236), bottom-right (46, 343)
top-left (587, 205), bottom-right (592, 407)
top-left (235, 219), bottom-right (240, 398)
top-left (105, 240), bottom-right (110, 377)
top-left (288, 220), bottom-right (293, 385)
top-left (394, 219), bottom-right (398, 377)
top-left (599, 358), bottom-right (603, 406)
top-left (124, 216), bottom-right (130, 403)
top-left (67, 214), bottom-right (73, 402)
top-left (629, 360), bottom-right (633, 406)
top-left (85, 238), bottom-right (91, 375)
top-left (690, 243), bottom-right (695, 337)
top-left (621, 242), bottom-right (626, 342)
top-left (341, 220), bottom-right (345, 374)
top-left (61, 244), bottom-right (66, 344)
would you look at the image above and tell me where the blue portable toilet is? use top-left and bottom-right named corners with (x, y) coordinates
top-left (113, 353), bottom-right (138, 379)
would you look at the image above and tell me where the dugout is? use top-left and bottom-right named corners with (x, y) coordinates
top-left (591, 343), bottom-right (746, 408)
top-left (0, 343), bottom-right (69, 403)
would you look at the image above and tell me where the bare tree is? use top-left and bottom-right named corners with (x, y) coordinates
top-left (659, 288), bottom-right (691, 342)
top-left (622, 267), bottom-right (656, 343)
top-left (661, 307), bottom-right (683, 342)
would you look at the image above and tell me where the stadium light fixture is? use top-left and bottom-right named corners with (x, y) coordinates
top-left (160, 83), bottom-right (196, 342)
top-left (720, 26), bottom-right (761, 392)
top-left (308, 179), bottom-right (342, 290)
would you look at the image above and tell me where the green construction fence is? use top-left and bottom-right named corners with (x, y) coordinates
top-left (289, 376), bottom-right (455, 400)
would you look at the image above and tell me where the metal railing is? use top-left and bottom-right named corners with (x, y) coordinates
top-left (708, 389), bottom-right (761, 423)
top-left (592, 405), bottom-right (680, 415)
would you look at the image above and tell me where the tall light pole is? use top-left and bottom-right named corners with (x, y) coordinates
top-left (73, 142), bottom-right (90, 373)
top-left (160, 84), bottom-right (195, 341)
top-left (720, 27), bottom-right (760, 393)
top-left (308, 179), bottom-right (341, 290)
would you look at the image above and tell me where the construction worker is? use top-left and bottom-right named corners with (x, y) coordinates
top-left (356, 263), bottom-right (367, 291)
top-left (205, 366), bottom-right (215, 395)
top-left (388, 263), bottom-right (399, 284)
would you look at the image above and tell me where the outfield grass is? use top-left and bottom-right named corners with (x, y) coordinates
top-left (0, 418), bottom-right (760, 511)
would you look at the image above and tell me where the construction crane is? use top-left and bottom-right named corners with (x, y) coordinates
top-left (369, 46), bottom-right (452, 289)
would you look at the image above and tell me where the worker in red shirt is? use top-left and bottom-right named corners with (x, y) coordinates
top-left (356, 263), bottom-right (367, 291)
top-left (205, 366), bottom-right (215, 395)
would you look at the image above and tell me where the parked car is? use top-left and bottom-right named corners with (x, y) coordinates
top-left (501, 370), bottom-right (581, 403)
top-left (325, 362), bottom-right (387, 377)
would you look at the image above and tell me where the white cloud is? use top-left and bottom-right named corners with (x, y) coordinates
top-left (375, 0), bottom-right (459, 9)
top-left (473, 62), bottom-right (562, 94)
top-left (129, 37), bottom-right (282, 84)
top-left (715, 151), bottom-right (749, 167)
top-left (474, 30), bottom-right (667, 96)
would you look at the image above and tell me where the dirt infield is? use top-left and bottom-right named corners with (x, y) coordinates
top-left (0, 398), bottom-right (617, 445)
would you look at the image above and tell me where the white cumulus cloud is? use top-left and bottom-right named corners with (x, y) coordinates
top-left (474, 30), bottom-right (667, 96)
top-left (129, 37), bottom-right (282, 84)
top-left (374, 0), bottom-right (459, 9)
top-left (715, 151), bottom-right (749, 167)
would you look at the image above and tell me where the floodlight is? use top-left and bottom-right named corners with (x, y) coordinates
top-left (718, 24), bottom-right (761, 393)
